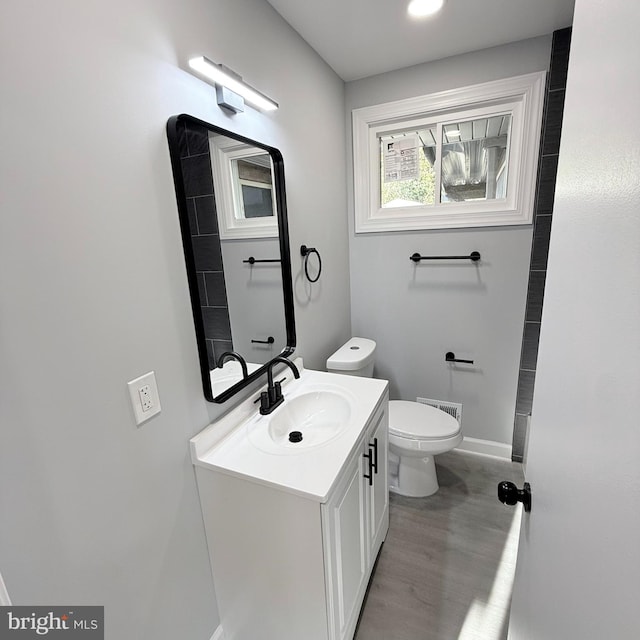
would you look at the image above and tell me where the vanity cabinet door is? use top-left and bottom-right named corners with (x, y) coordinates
top-left (322, 450), bottom-right (368, 640)
top-left (366, 402), bottom-right (389, 561)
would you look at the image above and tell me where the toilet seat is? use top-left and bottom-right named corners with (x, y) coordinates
top-left (389, 400), bottom-right (460, 439)
top-left (388, 400), bottom-right (462, 454)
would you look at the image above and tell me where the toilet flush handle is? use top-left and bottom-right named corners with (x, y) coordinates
top-left (498, 481), bottom-right (532, 512)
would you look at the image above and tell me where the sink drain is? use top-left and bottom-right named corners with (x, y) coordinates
top-left (288, 430), bottom-right (303, 443)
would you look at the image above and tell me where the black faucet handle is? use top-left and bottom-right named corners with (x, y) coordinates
top-left (259, 357), bottom-right (299, 415)
top-left (259, 391), bottom-right (270, 414)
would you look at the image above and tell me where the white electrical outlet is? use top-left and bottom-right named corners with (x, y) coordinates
top-left (138, 384), bottom-right (153, 412)
top-left (128, 371), bottom-right (161, 425)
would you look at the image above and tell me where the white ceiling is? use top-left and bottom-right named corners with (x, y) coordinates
top-left (266, 0), bottom-right (575, 81)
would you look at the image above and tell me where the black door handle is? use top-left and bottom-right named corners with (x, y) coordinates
top-left (498, 481), bottom-right (532, 512)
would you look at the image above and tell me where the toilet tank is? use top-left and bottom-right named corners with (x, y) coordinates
top-left (326, 338), bottom-right (376, 378)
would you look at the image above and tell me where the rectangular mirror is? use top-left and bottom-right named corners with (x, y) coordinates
top-left (166, 115), bottom-right (296, 403)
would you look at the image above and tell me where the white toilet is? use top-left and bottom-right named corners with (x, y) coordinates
top-left (326, 337), bottom-right (463, 497)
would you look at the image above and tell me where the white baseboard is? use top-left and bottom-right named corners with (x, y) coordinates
top-left (456, 436), bottom-right (512, 460)
top-left (210, 625), bottom-right (224, 640)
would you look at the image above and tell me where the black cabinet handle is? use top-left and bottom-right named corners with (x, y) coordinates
top-left (363, 451), bottom-right (374, 486)
top-left (251, 336), bottom-right (275, 345)
top-left (498, 481), bottom-right (532, 512)
top-left (370, 438), bottom-right (378, 473)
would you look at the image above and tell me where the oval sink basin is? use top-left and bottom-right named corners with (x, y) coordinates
top-left (248, 389), bottom-right (353, 454)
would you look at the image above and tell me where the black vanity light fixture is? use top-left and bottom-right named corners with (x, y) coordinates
top-left (188, 56), bottom-right (279, 113)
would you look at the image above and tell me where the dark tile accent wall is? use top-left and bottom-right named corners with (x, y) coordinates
top-left (175, 120), bottom-right (232, 369)
top-left (512, 27), bottom-right (572, 462)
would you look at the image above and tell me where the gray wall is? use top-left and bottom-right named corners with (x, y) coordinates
top-left (346, 37), bottom-right (552, 447)
top-left (0, 1), bottom-right (349, 638)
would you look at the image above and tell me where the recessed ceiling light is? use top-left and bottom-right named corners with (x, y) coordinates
top-left (408, 0), bottom-right (445, 19)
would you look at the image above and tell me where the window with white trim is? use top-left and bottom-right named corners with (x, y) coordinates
top-left (209, 135), bottom-right (278, 240)
top-left (352, 72), bottom-right (546, 232)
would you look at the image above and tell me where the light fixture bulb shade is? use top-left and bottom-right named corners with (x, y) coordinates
top-left (408, 0), bottom-right (444, 18)
top-left (188, 56), bottom-right (278, 112)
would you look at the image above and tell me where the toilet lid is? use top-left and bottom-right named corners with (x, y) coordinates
top-left (388, 400), bottom-right (460, 440)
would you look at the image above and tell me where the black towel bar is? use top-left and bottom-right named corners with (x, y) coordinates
top-left (410, 251), bottom-right (481, 263)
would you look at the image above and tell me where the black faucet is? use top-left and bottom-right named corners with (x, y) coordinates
top-left (216, 351), bottom-right (248, 379)
top-left (259, 356), bottom-right (300, 415)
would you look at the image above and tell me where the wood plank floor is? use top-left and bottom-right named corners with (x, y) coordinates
top-left (355, 450), bottom-right (525, 640)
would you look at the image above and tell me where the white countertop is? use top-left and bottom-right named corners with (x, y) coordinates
top-left (190, 366), bottom-right (388, 502)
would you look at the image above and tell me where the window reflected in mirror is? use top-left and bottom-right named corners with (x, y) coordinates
top-left (210, 134), bottom-right (279, 239)
top-left (232, 156), bottom-right (275, 219)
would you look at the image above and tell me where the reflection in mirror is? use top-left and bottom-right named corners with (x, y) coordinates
top-left (234, 157), bottom-right (274, 218)
top-left (167, 115), bottom-right (295, 403)
top-left (210, 134), bottom-right (279, 239)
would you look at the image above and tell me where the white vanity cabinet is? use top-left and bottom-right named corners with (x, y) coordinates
top-left (193, 384), bottom-right (389, 640)
top-left (322, 401), bottom-right (389, 640)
